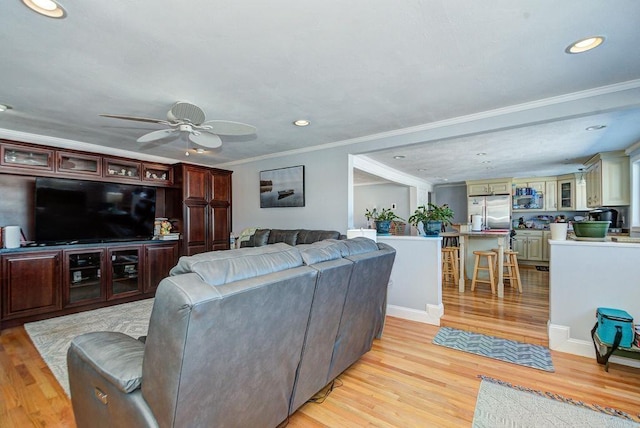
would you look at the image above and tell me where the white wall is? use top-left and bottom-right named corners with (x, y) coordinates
top-left (548, 240), bottom-right (640, 362)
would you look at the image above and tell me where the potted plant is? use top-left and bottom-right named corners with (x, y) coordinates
top-left (407, 203), bottom-right (454, 236)
top-left (365, 208), bottom-right (405, 235)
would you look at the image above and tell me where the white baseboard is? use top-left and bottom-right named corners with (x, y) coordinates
top-left (386, 303), bottom-right (443, 326)
top-left (548, 323), bottom-right (640, 369)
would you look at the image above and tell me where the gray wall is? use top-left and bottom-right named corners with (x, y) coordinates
top-left (353, 183), bottom-right (410, 229)
top-left (433, 183), bottom-right (468, 229)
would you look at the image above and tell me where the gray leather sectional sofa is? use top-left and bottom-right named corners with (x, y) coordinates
top-left (67, 237), bottom-right (395, 428)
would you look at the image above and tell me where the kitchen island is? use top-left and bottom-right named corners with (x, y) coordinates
top-left (455, 231), bottom-right (510, 298)
top-left (548, 238), bottom-right (640, 366)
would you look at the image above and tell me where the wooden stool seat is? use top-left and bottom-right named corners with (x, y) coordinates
top-left (441, 246), bottom-right (459, 286)
top-left (491, 248), bottom-right (523, 293)
top-left (471, 250), bottom-right (496, 294)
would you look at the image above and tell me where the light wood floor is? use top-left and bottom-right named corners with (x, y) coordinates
top-left (2, 267), bottom-right (640, 427)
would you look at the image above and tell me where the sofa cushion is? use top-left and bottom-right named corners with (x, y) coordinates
top-left (326, 237), bottom-right (380, 257)
top-left (296, 229), bottom-right (341, 244)
top-left (267, 229), bottom-right (300, 245)
top-left (253, 229), bottom-right (271, 246)
top-left (169, 243), bottom-right (304, 286)
top-left (297, 240), bottom-right (345, 265)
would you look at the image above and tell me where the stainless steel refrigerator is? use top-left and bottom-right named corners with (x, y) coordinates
top-left (467, 194), bottom-right (511, 230)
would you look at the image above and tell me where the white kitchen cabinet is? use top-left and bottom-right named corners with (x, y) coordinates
top-left (585, 151), bottom-right (630, 207)
top-left (467, 179), bottom-right (512, 196)
top-left (545, 180), bottom-right (557, 211)
top-left (512, 177), bottom-right (557, 212)
top-left (512, 230), bottom-right (543, 261)
top-left (542, 231), bottom-right (551, 261)
top-left (558, 174), bottom-right (588, 211)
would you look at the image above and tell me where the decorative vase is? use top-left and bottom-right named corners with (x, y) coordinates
top-left (423, 220), bottom-right (442, 236)
top-left (375, 220), bottom-right (392, 235)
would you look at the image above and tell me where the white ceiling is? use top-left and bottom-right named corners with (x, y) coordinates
top-left (1, 1), bottom-right (640, 184)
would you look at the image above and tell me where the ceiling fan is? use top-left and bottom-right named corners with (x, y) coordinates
top-left (99, 102), bottom-right (256, 149)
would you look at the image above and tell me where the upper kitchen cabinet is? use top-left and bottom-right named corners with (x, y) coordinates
top-left (466, 179), bottom-right (512, 196)
top-left (557, 173), bottom-right (588, 211)
top-left (584, 151), bottom-right (630, 207)
top-left (512, 177), bottom-right (557, 212)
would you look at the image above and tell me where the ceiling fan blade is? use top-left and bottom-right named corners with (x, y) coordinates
top-left (188, 131), bottom-right (222, 148)
top-left (199, 120), bottom-right (256, 136)
top-left (100, 114), bottom-right (171, 125)
top-left (137, 129), bottom-right (180, 143)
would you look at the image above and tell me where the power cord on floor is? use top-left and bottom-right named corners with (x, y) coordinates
top-left (307, 378), bottom-right (343, 404)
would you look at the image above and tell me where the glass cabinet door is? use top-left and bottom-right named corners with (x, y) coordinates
top-left (57, 151), bottom-right (101, 176)
top-left (108, 247), bottom-right (142, 299)
top-left (104, 158), bottom-right (141, 179)
top-left (559, 180), bottom-right (573, 209)
top-left (65, 250), bottom-right (104, 305)
top-left (1, 143), bottom-right (53, 171)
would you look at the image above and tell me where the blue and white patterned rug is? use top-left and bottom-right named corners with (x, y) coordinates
top-left (433, 327), bottom-right (554, 372)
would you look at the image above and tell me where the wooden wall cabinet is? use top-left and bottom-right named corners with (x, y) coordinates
top-left (64, 248), bottom-right (105, 307)
top-left (144, 242), bottom-right (179, 293)
top-left (175, 164), bottom-right (232, 255)
top-left (0, 140), bottom-right (176, 186)
top-left (1, 143), bottom-right (53, 172)
top-left (1, 241), bottom-right (178, 328)
top-left (1, 251), bottom-right (61, 320)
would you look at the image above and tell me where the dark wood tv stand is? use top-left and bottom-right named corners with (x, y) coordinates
top-left (0, 139), bottom-right (232, 329)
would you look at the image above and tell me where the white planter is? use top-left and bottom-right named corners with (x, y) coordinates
top-left (550, 223), bottom-right (568, 241)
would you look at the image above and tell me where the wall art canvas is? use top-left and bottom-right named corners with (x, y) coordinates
top-left (260, 165), bottom-right (305, 208)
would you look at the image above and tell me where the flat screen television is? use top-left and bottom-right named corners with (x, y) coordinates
top-left (35, 177), bottom-right (156, 244)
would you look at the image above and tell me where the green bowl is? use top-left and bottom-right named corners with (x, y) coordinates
top-left (573, 221), bottom-right (610, 238)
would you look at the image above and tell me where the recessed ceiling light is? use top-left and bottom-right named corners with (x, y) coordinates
top-left (22, 0), bottom-right (66, 18)
top-left (0, 104), bottom-right (9, 112)
top-left (481, 160), bottom-right (491, 164)
top-left (196, 148), bottom-right (205, 154)
top-left (476, 152), bottom-right (487, 156)
top-left (565, 36), bottom-right (604, 54)
top-left (586, 125), bottom-right (606, 131)
top-left (393, 155), bottom-right (405, 160)
top-left (418, 168), bottom-right (427, 172)
top-left (293, 119), bottom-right (310, 127)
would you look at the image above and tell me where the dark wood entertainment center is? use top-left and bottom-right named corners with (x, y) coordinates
top-left (0, 139), bottom-right (232, 329)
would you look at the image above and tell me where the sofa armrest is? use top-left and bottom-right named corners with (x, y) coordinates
top-left (68, 331), bottom-right (145, 394)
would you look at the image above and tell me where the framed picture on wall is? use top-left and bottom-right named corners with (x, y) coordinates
top-left (260, 165), bottom-right (305, 208)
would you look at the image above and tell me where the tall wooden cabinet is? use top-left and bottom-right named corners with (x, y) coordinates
top-left (175, 164), bottom-right (232, 255)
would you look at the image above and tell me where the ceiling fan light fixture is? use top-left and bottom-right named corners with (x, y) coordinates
top-left (565, 36), bottom-right (604, 54)
top-left (22, 0), bottom-right (66, 18)
top-left (293, 119), bottom-right (310, 127)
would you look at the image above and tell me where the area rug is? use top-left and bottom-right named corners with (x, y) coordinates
top-left (473, 376), bottom-right (640, 427)
top-left (24, 298), bottom-right (154, 396)
top-left (433, 327), bottom-right (554, 372)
